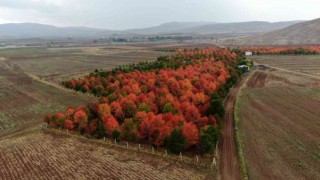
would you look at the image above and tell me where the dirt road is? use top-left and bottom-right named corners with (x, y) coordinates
top-left (220, 74), bottom-right (250, 180)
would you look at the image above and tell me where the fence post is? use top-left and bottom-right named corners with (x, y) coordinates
top-left (46, 123), bottom-right (48, 128)
top-left (104, 137), bottom-right (106, 141)
top-left (165, 150), bottom-right (168, 156)
top-left (212, 157), bottom-right (216, 166)
top-left (126, 142), bottom-right (129, 148)
top-left (180, 152), bottom-right (182, 160)
top-left (152, 147), bottom-right (154, 153)
top-left (139, 144), bottom-right (141, 150)
top-left (114, 139), bottom-right (117, 144)
top-left (196, 155), bottom-right (199, 163)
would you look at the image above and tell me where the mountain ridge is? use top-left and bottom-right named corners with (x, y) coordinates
top-left (0, 20), bottom-right (306, 39)
top-left (223, 18), bottom-right (320, 45)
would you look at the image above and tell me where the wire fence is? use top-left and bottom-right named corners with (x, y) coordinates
top-left (42, 123), bottom-right (218, 170)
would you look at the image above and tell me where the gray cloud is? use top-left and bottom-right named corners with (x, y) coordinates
top-left (0, 0), bottom-right (319, 29)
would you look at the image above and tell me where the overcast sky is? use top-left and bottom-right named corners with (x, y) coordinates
top-left (0, 0), bottom-right (319, 30)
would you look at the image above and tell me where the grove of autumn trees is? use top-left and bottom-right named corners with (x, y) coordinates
top-left (238, 45), bottom-right (320, 55)
top-left (45, 48), bottom-right (244, 154)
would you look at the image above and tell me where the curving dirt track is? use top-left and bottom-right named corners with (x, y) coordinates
top-left (220, 74), bottom-right (250, 180)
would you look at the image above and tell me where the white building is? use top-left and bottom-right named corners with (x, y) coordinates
top-left (245, 51), bottom-right (253, 56)
top-left (238, 65), bottom-right (250, 72)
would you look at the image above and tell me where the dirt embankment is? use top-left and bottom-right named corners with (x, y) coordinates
top-left (246, 71), bottom-right (268, 88)
top-left (246, 69), bottom-right (317, 89)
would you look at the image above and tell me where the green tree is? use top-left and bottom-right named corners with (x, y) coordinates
top-left (138, 103), bottom-right (151, 113)
top-left (207, 92), bottom-right (225, 118)
top-left (165, 128), bottom-right (188, 154)
top-left (96, 119), bottom-right (106, 138)
top-left (112, 130), bottom-right (121, 141)
top-left (162, 103), bottom-right (178, 114)
top-left (199, 125), bottom-right (219, 154)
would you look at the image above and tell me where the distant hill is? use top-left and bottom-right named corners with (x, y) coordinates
top-left (125, 21), bottom-right (216, 34)
top-left (0, 23), bottom-right (115, 39)
top-left (183, 21), bottom-right (304, 34)
top-left (0, 20), bottom-right (305, 39)
top-left (125, 21), bottom-right (303, 35)
top-left (224, 18), bottom-right (320, 45)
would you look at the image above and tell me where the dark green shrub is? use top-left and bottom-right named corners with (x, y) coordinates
top-left (165, 128), bottom-right (188, 154)
top-left (199, 125), bottom-right (219, 154)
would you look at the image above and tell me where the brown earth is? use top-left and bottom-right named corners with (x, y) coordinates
top-left (252, 55), bottom-right (320, 77)
top-left (220, 74), bottom-right (251, 180)
top-left (0, 60), bottom-right (94, 135)
top-left (237, 64), bottom-right (320, 179)
top-left (0, 129), bottom-right (210, 179)
top-left (0, 47), bottom-right (174, 84)
top-left (0, 46), bottom-right (215, 179)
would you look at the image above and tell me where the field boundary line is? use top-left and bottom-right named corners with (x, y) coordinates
top-left (41, 126), bottom-right (217, 172)
top-left (6, 59), bottom-right (96, 99)
top-left (24, 72), bottom-right (97, 99)
top-left (234, 70), bottom-right (255, 180)
top-left (255, 62), bottom-right (320, 80)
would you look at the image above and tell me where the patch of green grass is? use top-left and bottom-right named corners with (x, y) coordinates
top-left (27, 103), bottom-right (66, 115)
top-left (234, 93), bottom-right (249, 180)
top-left (0, 47), bottom-right (48, 57)
top-left (234, 88), bottom-right (253, 179)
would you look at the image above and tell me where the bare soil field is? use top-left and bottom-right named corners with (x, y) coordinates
top-left (0, 46), bottom-right (174, 83)
top-left (0, 60), bottom-right (94, 135)
top-left (127, 42), bottom-right (218, 50)
top-left (0, 129), bottom-right (210, 179)
top-left (236, 65), bottom-right (320, 179)
top-left (0, 45), bottom-right (215, 179)
top-left (252, 55), bottom-right (320, 76)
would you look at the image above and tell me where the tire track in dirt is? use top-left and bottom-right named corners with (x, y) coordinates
top-left (220, 73), bottom-right (251, 180)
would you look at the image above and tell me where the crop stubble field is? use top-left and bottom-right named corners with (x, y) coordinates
top-left (236, 56), bottom-right (320, 179)
top-left (252, 55), bottom-right (320, 76)
top-left (0, 60), bottom-right (94, 134)
top-left (0, 129), bottom-right (208, 179)
top-left (0, 46), bottom-right (174, 83)
top-left (0, 45), bottom-right (212, 179)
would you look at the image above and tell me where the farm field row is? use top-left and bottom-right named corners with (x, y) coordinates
top-left (0, 46), bottom-right (215, 179)
top-left (236, 66), bottom-right (320, 179)
top-left (252, 55), bottom-right (320, 76)
top-left (0, 60), bottom-right (94, 135)
top-left (0, 46), bottom-right (174, 83)
top-left (0, 129), bottom-right (210, 179)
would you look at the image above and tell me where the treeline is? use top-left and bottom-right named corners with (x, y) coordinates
top-left (46, 48), bottom-right (244, 154)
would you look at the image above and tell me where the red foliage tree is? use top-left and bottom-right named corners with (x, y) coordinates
top-left (45, 47), bottom-right (245, 151)
top-left (65, 119), bottom-right (74, 130)
top-left (98, 103), bottom-right (111, 117)
top-left (73, 110), bottom-right (88, 127)
top-left (102, 115), bottom-right (119, 135)
top-left (182, 122), bottom-right (199, 146)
